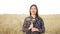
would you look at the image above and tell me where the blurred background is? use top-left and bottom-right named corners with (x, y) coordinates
top-left (0, 14), bottom-right (60, 34)
top-left (0, 0), bottom-right (60, 34)
top-left (0, 0), bottom-right (60, 14)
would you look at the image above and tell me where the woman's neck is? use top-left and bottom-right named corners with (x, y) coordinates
top-left (31, 15), bottom-right (36, 18)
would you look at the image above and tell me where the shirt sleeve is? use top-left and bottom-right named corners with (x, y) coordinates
top-left (38, 18), bottom-right (45, 33)
top-left (22, 17), bottom-right (30, 33)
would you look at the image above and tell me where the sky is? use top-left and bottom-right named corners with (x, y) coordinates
top-left (0, 0), bottom-right (60, 15)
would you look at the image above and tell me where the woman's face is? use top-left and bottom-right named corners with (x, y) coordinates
top-left (30, 6), bottom-right (37, 15)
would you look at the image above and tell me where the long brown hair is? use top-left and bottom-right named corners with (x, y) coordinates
top-left (29, 4), bottom-right (39, 18)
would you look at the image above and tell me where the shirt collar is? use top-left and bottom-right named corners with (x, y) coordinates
top-left (30, 16), bottom-right (36, 19)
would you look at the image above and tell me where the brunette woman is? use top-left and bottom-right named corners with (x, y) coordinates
top-left (22, 4), bottom-right (45, 34)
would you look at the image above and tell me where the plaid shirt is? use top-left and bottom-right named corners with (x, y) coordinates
top-left (22, 16), bottom-right (45, 34)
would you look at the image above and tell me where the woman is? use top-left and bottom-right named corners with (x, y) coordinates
top-left (22, 4), bottom-right (45, 34)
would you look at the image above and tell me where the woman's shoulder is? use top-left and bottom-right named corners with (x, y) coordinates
top-left (37, 16), bottom-right (43, 21)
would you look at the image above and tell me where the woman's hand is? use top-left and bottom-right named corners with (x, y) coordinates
top-left (31, 28), bottom-right (39, 32)
top-left (28, 21), bottom-right (39, 32)
top-left (28, 22), bottom-right (33, 30)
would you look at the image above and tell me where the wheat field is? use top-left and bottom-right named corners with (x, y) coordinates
top-left (0, 14), bottom-right (60, 34)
